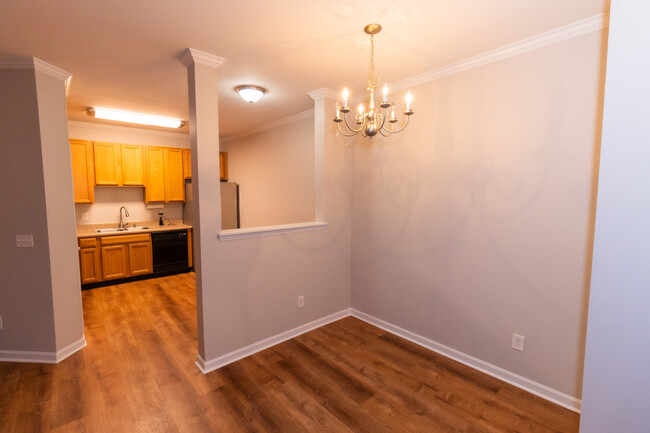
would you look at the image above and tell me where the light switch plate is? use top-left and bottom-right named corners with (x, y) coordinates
top-left (16, 235), bottom-right (34, 248)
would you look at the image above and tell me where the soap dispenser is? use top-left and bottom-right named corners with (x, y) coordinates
top-left (158, 211), bottom-right (164, 226)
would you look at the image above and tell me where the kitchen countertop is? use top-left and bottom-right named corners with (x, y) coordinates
top-left (77, 219), bottom-right (192, 238)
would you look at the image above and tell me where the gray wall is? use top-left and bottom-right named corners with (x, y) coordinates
top-left (580, 1), bottom-right (650, 430)
top-left (0, 63), bottom-right (84, 357)
top-left (350, 30), bottom-right (607, 399)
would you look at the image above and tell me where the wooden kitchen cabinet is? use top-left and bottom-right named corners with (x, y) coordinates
top-left (101, 244), bottom-right (129, 280)
top-left (94, 141), bottom-right (145, 186)
top-left (94, 142), bottom-right (122, 185)
top-left (220, 151), bottom-right (228, 181)
top-left (100, 233), bottom-right (152, 281)
top-left (70, 139), bottom-right (95, 204)
top-left (78, 237), bottom-right (102, 284)
top-left (145, 147), bottom-right (185, 202)
top-left (129, 241), bottom-right (153, 276)
top-left (120, 144), bottom-right (145, 185)
top-left (145, 147), bottom-right (166, 202)
top-left (182, 148), bottom-right (191, 179)
top-left (165, 148), bottom-right (185, 202)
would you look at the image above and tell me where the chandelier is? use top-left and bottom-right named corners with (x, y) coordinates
top-left (334, 24), bottom-right (414, 138)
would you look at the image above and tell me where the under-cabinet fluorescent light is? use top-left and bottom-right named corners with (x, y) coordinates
top-left (87, 107), bottom-right (185, 128)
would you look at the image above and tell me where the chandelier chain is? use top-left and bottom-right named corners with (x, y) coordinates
top-left (367, 33), bottom-right (380, 90)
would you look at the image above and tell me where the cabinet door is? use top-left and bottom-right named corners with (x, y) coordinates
top-left (182, 148), bottom-right (192, 179)
top-left (145, 147), bottom-right (166, 202)
top-left (219, 151), bottom-right (228, 181)
top-left (121, 144), bottom-right (145, 186)
top-left (70, 139), bottom-right (95, 204)
top-left (129, 241), bottom-right (152, 276)
top-left (164, 148), bottom-right (185, 202)
top-left (101, 244), bottom-right (129, 280)
top-left (79, 247), bottom-right (102, 284)
top-left (94, 142), bottom-right (122, 185)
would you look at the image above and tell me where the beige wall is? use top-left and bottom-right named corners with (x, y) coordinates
top-left (0, 63), bottom-right (84, 357)
top-left (350, 30), bottom-right (607, 399)
top-left (225, 115), bottom-right (315, 228)
top-left (580, 1), bottom-right (650, 430)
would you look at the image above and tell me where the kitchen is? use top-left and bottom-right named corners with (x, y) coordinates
top-left (69, 121), bottom-right (239, 289)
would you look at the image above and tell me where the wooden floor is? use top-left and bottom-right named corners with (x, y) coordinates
top-left (0, 273), bottom-right (579, 432)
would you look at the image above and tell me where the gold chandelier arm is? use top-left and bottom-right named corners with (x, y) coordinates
top-left (336, 121), bottom-right (362, 137)
top-left (342, 112), bottom-right (365, 133)
top-left (380, 114), bottom-right (411, 135)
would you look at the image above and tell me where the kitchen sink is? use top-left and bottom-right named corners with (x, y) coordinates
top-left (94, 226), bottom-right (150, 234)
top-left (126, 226), bottom-right (150, 231)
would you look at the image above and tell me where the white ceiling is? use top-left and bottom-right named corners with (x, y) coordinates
top-left (0, 0), bottom-right (607, 138)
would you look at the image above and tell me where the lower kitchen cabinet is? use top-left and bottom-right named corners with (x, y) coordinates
top-left (129, 241), bottom-right (153, 276)
top-left (78, 237), bottom-right (102, 284)
top-left (100, 233), bottom-right (153, 281)
top-left (101, 244), bottom-right (129, 280)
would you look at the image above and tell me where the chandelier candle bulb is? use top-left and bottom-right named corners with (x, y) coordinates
top-left (390, 110), bottom-right (397, 122)
top-left (342, 88), bottom-right (349, 109)
top-left (406, 92), bottom-right (413, 112)
top-left (335, 105), bottom-right (341, 120)
top-left (383, 84), bottom-right (389, 103)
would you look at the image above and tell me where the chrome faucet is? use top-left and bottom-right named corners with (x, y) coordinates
top-left (119, 206), bottom-right (130, 229)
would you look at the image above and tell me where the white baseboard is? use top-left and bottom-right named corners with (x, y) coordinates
top-left (351, 309), bottom-right (581, 413)
top-left (0, 336), bottom-right (86, 364)
top-left (55, 336), bottom-right (87, 362)
top-left (196, 308), bottom-right (352, 374)
top-left (195, 308), bottom-right (580, 413)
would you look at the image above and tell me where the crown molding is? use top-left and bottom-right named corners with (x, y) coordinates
top-left (68, 120), bottom-right (189, 139)
top-left (222, 109), bottom-right (315, 143)
top-left (390, 13), bottom-right (609, 93)
top-left (308, 88), bottom-right (339, 101)
top-left (180, 48), bottom-right (226, 68)
top-left (0, 56), bottom-right (71, 80)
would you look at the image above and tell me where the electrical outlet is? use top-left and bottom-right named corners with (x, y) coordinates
top-left (0, 316), bottom-right (3, 330)
top-left (16, 235), bottom-right (34, 248)
top-left (512, 333), bottom-right (525, 352)
top-left (82, 212), bottom-right (89, 220)
top-left (297, 295), bottom-right (305, 309)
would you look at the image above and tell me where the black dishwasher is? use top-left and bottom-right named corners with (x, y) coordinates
top-left (151, 230), bottom-right (190, 275)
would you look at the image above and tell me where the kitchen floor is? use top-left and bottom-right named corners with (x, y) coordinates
top-left (0, 273), bottom-right (578, 432)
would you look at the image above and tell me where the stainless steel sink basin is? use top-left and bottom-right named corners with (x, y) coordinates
top-left (126, 226), bottom-right (149, 231)
top-left (94, 226), bottom-right (149, 234)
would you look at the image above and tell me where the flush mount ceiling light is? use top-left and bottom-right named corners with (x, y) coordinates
top-left (334, 24), bottom-right (414, 139)
top-left (234, 85), bottom-right (267, 103)
top-left (87, 107), bottom-right (185, 128)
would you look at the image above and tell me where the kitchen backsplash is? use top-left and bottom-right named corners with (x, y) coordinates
top-left (74, 186), bottom-right (183, 225)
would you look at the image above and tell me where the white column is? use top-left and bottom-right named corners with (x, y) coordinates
top-left (580, 1), bottom-right (650, 431)
top-left (180, 49), bottom-right (225, 365)
top-left (0, 57), bottom-right (85, 362)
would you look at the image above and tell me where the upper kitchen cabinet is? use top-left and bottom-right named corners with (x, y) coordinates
top-left (70, 139), bottom-right (95, 204)
top-left (120, 144), bottom-right (145, 185)
top-left (182, 148), bottom-right (191, 179)
top-left (165, 148), bottom-right (185, 201)
top-left (145, 147), bottom-right (185, 202)
top-left (93, 141), bottom-right (145, 186)
top-left (145, 147), bottom-right (166, 202)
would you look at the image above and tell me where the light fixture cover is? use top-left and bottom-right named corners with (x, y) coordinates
top-left (87, 107), bottom-right (184, 128)
top-left (235, 85), bottom-right (266, 103)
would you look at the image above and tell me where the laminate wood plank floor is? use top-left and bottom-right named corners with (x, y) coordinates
top-left (0, 273), bottom-right (580, 432)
